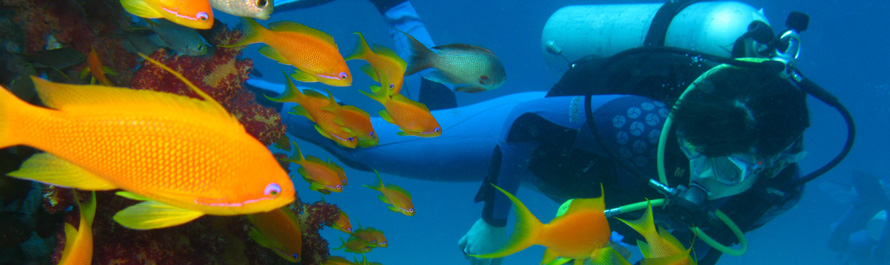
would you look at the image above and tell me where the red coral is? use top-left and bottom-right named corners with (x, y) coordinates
top-left (298, 200), bottom-right (342, 265)
top-left (130, 25), bottom-right (285, 145)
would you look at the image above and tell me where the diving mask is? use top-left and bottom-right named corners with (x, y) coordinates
top-left (679, 137), bottom-right (804, 200)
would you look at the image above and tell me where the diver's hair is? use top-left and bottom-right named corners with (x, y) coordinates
top-left (671, 65), bottom-right (809, 157)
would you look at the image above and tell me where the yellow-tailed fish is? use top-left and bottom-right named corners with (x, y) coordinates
top-left (322, 99), bottom-right (378, 148)
top-left (470, 185), bottom-right (611, 265)
top-left (266, 73), bottom-right (357, 148)
top-left (210, 0), bottom-right (274, 20)
top-left (58, 191), bottom-right (96, 265)
top-left (346, 32), bottom-right (407, 94)
top-left (1, 54), bottom-right (294, 230)
top-left (351, 222), bottom-right (387, 248)
top-left (403, 32), bottom-right (505, 93)
top-left (334, 236), bottom-right (373, 254)
top-left (364, 170), bottom-right (414, 216)
top-left (332, 209), bottom-right (353, 234)
top-left (247, 206), bottom-right (302, 262)
top-left (361, 85), bottom-right (441, 137)
top-left (616, 201), bottom-right (697, 265)
top-left (226, 18), bottom-right (351, 87)
top-left (120, 0), bottom-right (214, 29)
top-left (284, 141), bottom-right (347, 194)
top-left (84, 48), bottom-right (114, 86)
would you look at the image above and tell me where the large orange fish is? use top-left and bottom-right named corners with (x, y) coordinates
top-left (1, 55), bottom-right (295, 230)
top-left (266, 73), bottom-right (357, 148)
top-left (361, 85), bottom-right (441, 137)
top-left (284, 141), bottom-right (347, 194)
top-left (58, 191), bottom-right (96, 265)
top-left (120, 0), bottom-right (214, 29)
top-left (346, 32), bottom-right (407, 94)
top-left (617, 201), bottom-right (697, 265)
top-left (471, 185), bottom-right (612, 265)
top-left (247, 206), bottom-right (303, 263)
top-left (227, 18), bottom-right (351, 87)
top-left (364, 170), bottom-right (414, 216)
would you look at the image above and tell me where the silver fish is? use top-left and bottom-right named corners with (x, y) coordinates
top-left (211, 0), bottom-right (274, 20)
top-left (403, 32), bottom-right (506, 93)
top-left (146, 19), bottom-right (210, 56)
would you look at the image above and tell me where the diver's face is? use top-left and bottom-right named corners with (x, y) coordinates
top-left (679, 137), bottom-right (792, 200)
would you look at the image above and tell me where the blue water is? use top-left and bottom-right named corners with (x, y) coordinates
top-left (219, 1), bottom-right (890, 264)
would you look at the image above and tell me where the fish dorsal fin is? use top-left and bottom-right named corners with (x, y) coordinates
top-left (385, 184), bottom-right (412, 199)
top-left (432, 43), bottom-right (494, 54)
top-left (305, 155), bottom-right (328, 165)
top-left (268, 21), bottom-right (337, 47)
top-left (390, 93), bottom-right (430, 112)
top-left (302, 88), bottom-right (327, 99)
top-left (340, 105), bottom-right (369, 116)
top-left (656, 226), bottom-right (686, 252)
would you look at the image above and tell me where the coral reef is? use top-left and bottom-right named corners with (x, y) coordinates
top-left (130, 25), bottom-right (285, 145)
top-left (298, 200), bottom-right (342, 265)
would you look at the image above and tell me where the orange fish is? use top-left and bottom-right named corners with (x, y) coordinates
top-left (471, 185), bottom-right (611, 265)
top-left (227, 18), bottom-right (351, 87)
top-left (351, 223), bottom-right (388, 248)
top-left (361, 86), bottom-right (441, 137)
top-left (617, 201), bottom-right (697, 265)
top-left (334, 236), bottom-right (373, 254)
top-left (324, 256), bottom-right (358, 265)
top-left (284, 141), bottom-right (347, 194)
top-left (332, 209), bottom-right (353, 234)
top-left (247, 206), bottom-right (303, 263)
top-left (58, 191), bottom-right (96, 265)
top-left (346, 32), bottom-right (407, 94)
top-left (364, 170), bottom-right (414, 216)
top-left (1, 55), bottom-right (295, 230)
top-left (120, 0), bottom-right (214, 29)
top-left (324, 102), bottom-right (378, 148)
top-left (84, 48), bottom-right (114, 86)
top-left (267, 73), bottom-right (357, 148)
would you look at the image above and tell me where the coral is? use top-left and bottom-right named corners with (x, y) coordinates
top-left (130, 25), bottom-right (285, 145)
top-left (298, 200), bottom-right (343, 265)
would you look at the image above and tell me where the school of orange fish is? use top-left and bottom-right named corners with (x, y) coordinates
top-left (0, 0), bottom-right (697, 264)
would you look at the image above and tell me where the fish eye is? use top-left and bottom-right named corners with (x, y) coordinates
top-left (197, 12), bottom-right (209, 21)
top-left (335, 185), bottom-right (342, 189)
top-left (264, 183), bottom-right (281, 196)
top-left (389, 84), bottom-right (394, 89)
top-left (434, 127), bottom-right (441, 133)
top-left (257, 0), bottom-right (268, 7)
top-left (348, 137), bottom-right (355, 142)
top-left (479, 75), bottom-right (490, 85)
top-left (368, 132), bottom-right (375, 137)
top-left (291, 254), bottom-right (299, 260)
top-left (407, 208), bottom-right (414, 213)
top-left (339, 72), bottom-right (348, 79)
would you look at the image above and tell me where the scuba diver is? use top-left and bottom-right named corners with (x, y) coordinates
top-left (256, 1), bottom-right (855, 264)
top-left (828, 170), bottom-right (890, 264)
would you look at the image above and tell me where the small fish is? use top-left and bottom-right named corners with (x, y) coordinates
top-left (346, 32), bottom-right (407, 94)
top-left (81, 48), bottom-right (114, 86)
top-left (361, 85), bottom-right (441, 137)
top-left (403, 32), bottom-right (505, 93)
top-left (225, 18), bottom-right (351, 87)
top-left (331, 209), bottom-right (353, 234)
top-left (353, 253), bottom-right (384, 265)
top-left (324, 102), bottom-right (377, 148)
top-left (247, 206), bottom-right (302, 262)
top-left (324, 256), bottom-right (358, 265)
top-left (267, 72), bottom-right (357, 148)
top-left (616, 201), bottom-right (697, 265)
top-left (58, 191), bottom-right (96, 265)
top-left (120, 0), bottom-right (214, 29)
top-left (284, 141), bottom-right (347, 194)
top-left (364, 170), bottom-right (414, 216)
top-left (1, 54), bottom-right (295, 230)
top-left (334, 236), bottom-right (373, 254)
top-left (470, 185), bottom-right (611, 265)
top-left (210, 0), bottom-right (274, 20)
top-left (351, 223), bottom-right (387, 248)
top-left (145, 19), bottom-right (211, 56)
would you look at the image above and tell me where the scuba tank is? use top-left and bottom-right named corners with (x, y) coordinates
top-left (541, 1), bottom-right (768, 75)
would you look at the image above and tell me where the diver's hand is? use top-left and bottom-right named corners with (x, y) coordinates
top-left (459, 218), bottom-right (506, 265)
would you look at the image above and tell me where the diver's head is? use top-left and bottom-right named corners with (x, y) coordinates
top-left (671, 64), bottom-right (809, 199)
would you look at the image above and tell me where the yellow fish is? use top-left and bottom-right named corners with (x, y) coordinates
top-left (247, 206), bottom-right (303, 263)
top-left (284, 141), bottom-right (348, 194)
top-left (227, 18), bottom-right (351, 87)
top-left (617, 201), bottom-right (697, 265)
top-left (331, 209), bottom-right (353, 234)
top-left (346, 32), bottom-right (407, 94)
top-left (58, 191), bottom-right (96, 265)
top-left (1, 55), bottom-right (295, 230)
top-left (364, 170), bottom-right (414, 216)
top-left (361, 85), bottom-right (441, 137)
top-left (267, 73), bottom-right (358, 148)
top-left (120, 0), bottom-right (214, 30)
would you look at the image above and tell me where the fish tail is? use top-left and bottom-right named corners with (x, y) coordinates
top-left (265, 70), bottom-right (305, 103)
top-left (346, 32), bottom-right (372, 61)
top-left (0, 86), bottom-right (30, 148)
top-left (471, 184), bottom-right (544, 259)
top-left (616, 200), bottom-right (657, 239)
top-left (402, 31), bottom-right (436, 75)
top-left (360, 85), bottom-right (388, 105)
top-left (362, 170), bottom-right (385, 191)
top-left (227, 18), bottom-right (268, 47)
top-left (75, 190), bottom-right (98, 226)
top-left (285, 141), bottom-right (305, 163)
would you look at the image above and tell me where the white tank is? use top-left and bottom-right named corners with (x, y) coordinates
top-left (541, 2), bottom-right (769, 74)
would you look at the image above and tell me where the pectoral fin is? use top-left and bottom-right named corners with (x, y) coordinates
top-left (112, 200), bottom-right (204, 230)
top-left (8, 153), bottom-right (118, 190)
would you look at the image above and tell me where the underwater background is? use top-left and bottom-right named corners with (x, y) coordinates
top-left (1, 0), bottom-right (888, 264)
